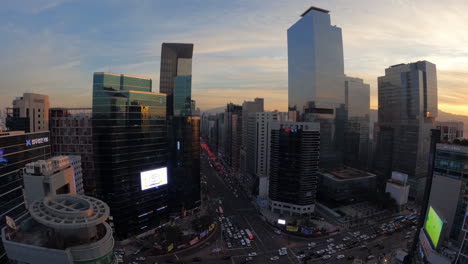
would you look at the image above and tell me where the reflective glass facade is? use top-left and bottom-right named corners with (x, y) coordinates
top-left (375, 61), bottom-right (437, 199)
top-left (0, 131), bottom-right (51, 263)
top-left (92, 72), bottom-right (168, 239)
top-left (173, 76), bottom-right (192, 117)
top-left (287, 7), bottom-right (345, 166)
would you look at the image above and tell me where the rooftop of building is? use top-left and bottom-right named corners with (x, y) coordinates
top-left (301, 6), bottom-right (330, 16)
top-left (437, 142), bottom-right (468, 153)
top-left (6, 217), bottom-right (109, 250)
top-left (93, 72), bottom-right (152, 80)
top-left (320, 166), bottom-right (376, 181)
top-left (0, 130), bottom-right (25, 137)
top-left (386, 178), bottom-right (408, 187)
top-left (0, 130), bottom-right (49, 138)
top-left (3, 194), bottom-right (110, 250)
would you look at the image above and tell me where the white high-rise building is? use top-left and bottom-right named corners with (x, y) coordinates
top-left (252, 112), bottom-right (288, 205)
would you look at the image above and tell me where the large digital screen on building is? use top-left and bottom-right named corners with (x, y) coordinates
top-left (140, 167), bottom-right (168, 191)
top-left (424, 206), bottom-right (444, 248)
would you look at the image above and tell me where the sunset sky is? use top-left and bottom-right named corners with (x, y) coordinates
top-left (1, 0), bottom-right (467, 115)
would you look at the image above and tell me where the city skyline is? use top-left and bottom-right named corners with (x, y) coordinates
top-left (1, 0), bottom-right (467, 116)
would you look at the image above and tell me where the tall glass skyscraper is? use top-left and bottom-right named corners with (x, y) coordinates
top-left (287, 6), bottom-right (346, 166)
top-left (344, 76), bottom-right (370, 169)
top-left (375, 61), bottom-right (438, 199)
top-left (92, 72), bottom-right (168, 239)
top-left (160, 43), bottom-right (201, 214)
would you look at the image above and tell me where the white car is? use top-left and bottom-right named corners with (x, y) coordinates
top-left (307, 242), bottom-right (316, 247)
top-left (270, 256), bottom-right (279, 261)
top-left (248, 252), bottom-right (257, 257)
top-left (274, 230), bottom-right (281, 235)
top-left (326, 238), bottom-right (334, 242)
top-left (322, 255), bottom-right (331, 260)
top-left (296, 254), bottom-right (306, 259)
top-left (336, 255), bottom-right (345, 259)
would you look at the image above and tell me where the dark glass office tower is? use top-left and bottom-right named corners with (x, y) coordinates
top-left (160, 43), bottom-right (194, 117)
top-left (268, 122), bottom-right (320, 216)
top-left (375, 61), bottom-right (437, 200)
top-left (92, 72), bottom-right (168, 239)
top-left (287, 7), bottom-right (346, 166)
top-left (0, 131), bottom-right (51, 263)
top-left (223, 103), bottom-right (242, 170)
top-left (159, 43), bottom-right (200, 214)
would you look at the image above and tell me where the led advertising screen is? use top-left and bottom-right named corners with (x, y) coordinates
top-left (424, 206), bottom-right (444, 248)
top-left (278, 219), bottom-right (286, 225)
top-left (140, 167), bottom-right (168, 191)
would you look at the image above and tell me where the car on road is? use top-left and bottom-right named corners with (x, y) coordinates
top-left (274, 229), bottom-right (281, 235)
top-left (367, 255), bottom-right (375, 260)
top-left (245, 256), bottom-right (253, 261)
top-left (278, 248), bottom-right (287, 256)
top-left (270, 256), bottom-right (279, 261)
top-left (322, 255), bottom-right (331, 260)
top-left (307, 242), bottom-right (316, 247)
top-left (248, 252), bottom-right (257, 257)
top-left (336, 255), bottom-right (345, 259)
top-left (326, 238), bottom-right (334, 242)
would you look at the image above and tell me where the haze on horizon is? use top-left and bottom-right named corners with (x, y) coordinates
top-left (0, 0), bottom-right (467, 116)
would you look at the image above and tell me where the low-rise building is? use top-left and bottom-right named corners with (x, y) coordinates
top-left (318, 167), bottom-right (376, 203)
top-left (385, 172), bottom-right (410, 207)
top-left (1, 194), bottom-right (114, 264)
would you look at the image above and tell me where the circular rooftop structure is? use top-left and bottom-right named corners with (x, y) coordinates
top-left (29, 194), bottom-right (109, 229)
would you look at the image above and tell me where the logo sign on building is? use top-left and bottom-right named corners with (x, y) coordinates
top-left (26, 137), bottom-right (49, 147)
top-left (419, 230), bottom-right (432, 259)
top-left (5, 216), bottom-right (16, 230)
top-left (278, 219), bottom-right (286, 225)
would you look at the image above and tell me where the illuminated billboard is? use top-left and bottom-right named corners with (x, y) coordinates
top-left (140, 167), bottom-right (168, 191)
top-left (424, 206), bottom-right (444, 248)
